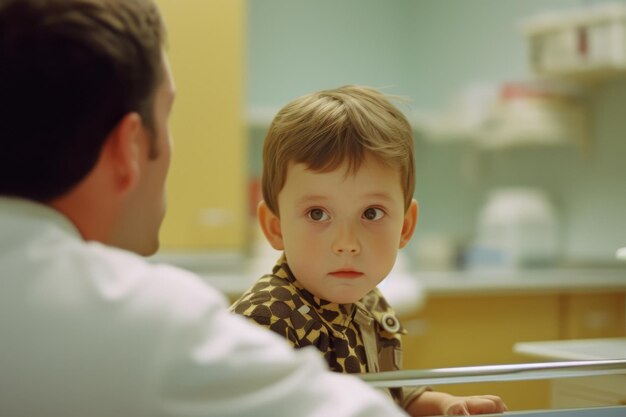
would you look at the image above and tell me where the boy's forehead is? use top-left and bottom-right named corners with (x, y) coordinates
top-left (282, 158), bottom-right (403, 196)
top-left (283, 161), bottom-right (353, 187)
top-left (285, 154), bottom-right (397, 178)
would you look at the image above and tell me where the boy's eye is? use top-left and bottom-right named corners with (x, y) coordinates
top-left (308, 208), bottom-right (329, 221)
top-left (363, 207), bottom-right (384, 221)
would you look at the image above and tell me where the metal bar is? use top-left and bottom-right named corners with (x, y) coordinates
top-left (359, 359), bottom-right (626, 388)
top-left (474, 406), bottom-right (626, 417)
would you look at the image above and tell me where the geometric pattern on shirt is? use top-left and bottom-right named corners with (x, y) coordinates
top-left (229, 254), bottom-right (405, 385)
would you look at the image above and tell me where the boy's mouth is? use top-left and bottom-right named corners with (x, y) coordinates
top-left (329, 269), bottom-right (363, 279)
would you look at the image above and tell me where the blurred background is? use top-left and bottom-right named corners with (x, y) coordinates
top-left (154, 0), bottom-right (626, 411)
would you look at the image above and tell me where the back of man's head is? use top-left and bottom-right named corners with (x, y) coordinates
top-left (0, 0), bottom-right (165, 202)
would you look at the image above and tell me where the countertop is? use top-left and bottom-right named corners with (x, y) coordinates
top-left (414, 268), bottom-right (626, 297)
top-left (149, 251), bottom-right (626, 315)
top-left (514, 337), bottom-right (626, 360)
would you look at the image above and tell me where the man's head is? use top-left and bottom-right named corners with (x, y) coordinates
top-left (0, 0), bottom-right (165, 200)
top-left (261, 85), bottom-right (415, 216)
top-left (258, 85), bottom-right (418, 303)
top-left (0, 0), bottom-right (174, 255)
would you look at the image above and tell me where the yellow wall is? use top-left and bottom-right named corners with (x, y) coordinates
top-left (156, 0), bottom-right (247, 250)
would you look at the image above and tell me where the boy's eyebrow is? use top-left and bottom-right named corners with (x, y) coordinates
top-left (295, 194), bottom-right (330, 205)
top-left (295, 192), bottom-right (397, 205)
top-left (363, 192), bottom-right (396, 202)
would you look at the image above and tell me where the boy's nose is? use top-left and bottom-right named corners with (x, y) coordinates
top-left (332, 224), bottom-right (360, 255)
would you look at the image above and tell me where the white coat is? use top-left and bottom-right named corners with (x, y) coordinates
top-left (0, 197), bottom-right (407, 417)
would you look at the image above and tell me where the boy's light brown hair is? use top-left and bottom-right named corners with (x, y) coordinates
top-left (261, 85), bottom-right (415, 215)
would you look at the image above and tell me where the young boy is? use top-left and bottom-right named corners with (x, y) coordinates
top-left (230, 86), bottom-right (507, 416)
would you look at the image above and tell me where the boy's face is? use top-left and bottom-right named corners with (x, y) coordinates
top-left (265, 154), bottom-right (417, 304)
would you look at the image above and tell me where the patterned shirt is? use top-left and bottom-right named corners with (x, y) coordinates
top-left (230, 255), bottom-right (424, 409)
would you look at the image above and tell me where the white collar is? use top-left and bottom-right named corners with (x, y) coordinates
top-left (0, 196), bottom-right (82, 239)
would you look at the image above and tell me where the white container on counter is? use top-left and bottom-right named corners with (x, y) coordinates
top-left (469, 188), bottom-right (560, 270)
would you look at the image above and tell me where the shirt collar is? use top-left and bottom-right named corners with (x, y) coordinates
top-left (0, 196), bottom-right (81, 238)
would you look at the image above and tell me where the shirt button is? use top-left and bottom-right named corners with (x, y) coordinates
top-left (381, 313), bottom-right (400, 333)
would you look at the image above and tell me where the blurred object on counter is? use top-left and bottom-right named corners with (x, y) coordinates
top-left (467, 187), bottom-right (560, 271)
top-left (617, 247), bottom-right (626, 261)
top-left (522, 2), bottom-right (626, 81)
top-left (247, 224), bottom-right (282, 278)
top-left (377, 252), bottom-right (425, 315)
top-left (413, 235), bottom-right (461, 271)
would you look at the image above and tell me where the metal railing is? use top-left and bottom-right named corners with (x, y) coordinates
top-left (360, 358), bottom-right (626, 388)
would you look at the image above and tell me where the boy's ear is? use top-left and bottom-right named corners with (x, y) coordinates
top-left (399, 199), bottom-right (418, 249)
top-left (257, 200), bottom-right (285, 250)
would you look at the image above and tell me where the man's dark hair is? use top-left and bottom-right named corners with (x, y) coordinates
top-left (0, 0), bottom-right (165, 201)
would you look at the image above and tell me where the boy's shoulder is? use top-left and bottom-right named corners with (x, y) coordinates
top-left (230, 272), bottom-right (323, 344)
top-left (230, 272), bottom-right (298, 315)
top-left (230, 258), bottom-right (309, 316)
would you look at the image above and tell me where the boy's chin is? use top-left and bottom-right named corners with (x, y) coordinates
top-left (325, 291), bottom-right (366, 305)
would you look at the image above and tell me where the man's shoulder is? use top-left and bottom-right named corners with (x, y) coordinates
top-left (84, 242), bottom-right (229, 318)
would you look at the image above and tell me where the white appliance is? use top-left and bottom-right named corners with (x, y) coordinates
top-left (469, 187), bottom-right (559, 270)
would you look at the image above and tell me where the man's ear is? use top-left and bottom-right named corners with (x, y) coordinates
top-left (399, 199), bottom-right (418, 249)
top-left (257, 200), bottom-right (284, 250)
top-left (102, 112), bottom-right (143, 195)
